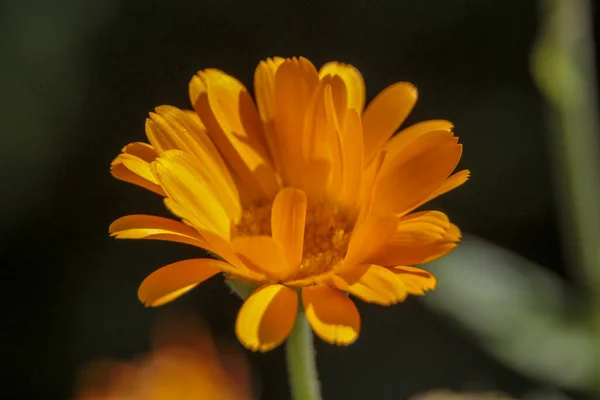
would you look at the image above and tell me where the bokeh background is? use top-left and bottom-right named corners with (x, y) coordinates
top-left (2, 0), bottom-right (599, 399)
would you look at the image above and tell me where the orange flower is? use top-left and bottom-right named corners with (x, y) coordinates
top-left (72, 314), bottom-right (251, 400)
top-left (110, 57), bottom-right (469, 351)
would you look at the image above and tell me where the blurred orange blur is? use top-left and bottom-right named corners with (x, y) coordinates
top-left (72, 312), bottom-right (252, 400)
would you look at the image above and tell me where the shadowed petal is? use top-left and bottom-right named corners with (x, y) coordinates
top-left (235, 284), bottom-right (298, 351)
top-left (302, 285), bottom-right (360, 345)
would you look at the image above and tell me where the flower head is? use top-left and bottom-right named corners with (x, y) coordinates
top-left (110, 57), bottom-right (469, 351)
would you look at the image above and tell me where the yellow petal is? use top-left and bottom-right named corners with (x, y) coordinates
top-left (342, 216), bottom-right (399, 269)
top-left (273, 57), bottom-right (319, 186)
top-left (153, 150), bottom-right (232, 238)
top-left (235, 284), bottom-right (298, 351)
top-left (271, 188), bottom-right (307, 269)
top-left (189, 69), bottom-right (279, 201)
top-left (145, 106), bottom-right (239, 209)
top-left (110, 142), bottom-right (165, 196)
top-left (390, 266), bottom-right (436, 295)
top-left (335, 264), bottom-right (407, 306)
top-left (362, 82), bottom-right (418, 162)
top-left (319, 61), bottom-right (366, 112)
top-left (138, 259), bottom-right (226, 306)
top-left (369, 130), bottom-right (462, 217)
top-left (302, 285), bottom-right (360, 345)
top-left (232, 236), bottom-right (295, 281)
top-left (109, 214), bottom-right (209, 248)
top-left (146, 109), bottom-right (243, 222)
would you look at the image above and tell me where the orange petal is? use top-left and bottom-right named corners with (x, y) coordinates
top-left (110, 142), bottom-right (165, 196)
top-left (381, 120), bottom-right (454, 171)
top-left (109, 214), bottom-right (210, 248)
top-left (390, 266), bottom-right (436, 295)
top-left (232, 236), bottom-right (295, 281)
top-left (335, 264), bottom-right (407, 306)
top-left (301, 80), bottom-right (344, 199)
top-left (302, 285), bottom-right (360, 345)
top-left (369, 130), bottom-right (462, 217)
top-left (138, 259), bottom-right (226, 306)
top-left (337, 109), bottom-right (364, 210)
top-left (342, 216), bottom-right (399, 269)
top-left (362, 82), bottom-right (418, 162)
top-left (153, 150), bottom-right (232, 238)
top-left (319, 62), bottom-right (366, 112)
top-left (392, 210), bottom-right (450, 244)
top-left (271, 188), bottom-right (307, 269)
top-left (419, 169), bottom-right (471, 207)
top-left (254, 57), bottom-right (286, 123)
top-left (369, 222), bottom-right (461, 266)
top-left (254, 57), bottom-right (286, 173)
top-left (273, 57), bottom-right (319, 186)
top-left (189, 69), bottom-right (279, 201)
top-left (235, 284), bottom-right (298, 351)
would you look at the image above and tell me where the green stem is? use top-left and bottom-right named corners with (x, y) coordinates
top-left (532, 0), bottom-right (600, 393)
top-left (286, 310), bottom-right (322, 400)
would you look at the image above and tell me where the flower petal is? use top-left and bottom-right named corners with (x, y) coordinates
top-left (362, 82), bottom-right (418, 162)
top-left (235, 284), bottom-right (298, 352)
top-left (342, 216), bottom-right (399, 269)
top-left (189, 69), bottom-right (279, 201)
top-left (301, 79), bottom-right (344, 199)
top-left (302, 285), bottom-right (360, 345)
top-left (419, 169), bottom-right (471, 206)
top-left (232, 236), bottom-right (295, 281)
top-left (153, 150), bottom-right (231, 238)
top-left (392, 210), bottom-right (450, 244)
top-left (138, 259), bottom-right (227, 307)
top-left (389, 266), bottom-right (436, 295)
top-left (319, 62), bottom-right (366, 112)
top-left (110, 142), bottom-right (165, 196)
top-left (254, 57), bottom-right (286, 173)
top-left (370, 222), bottom-right (461, 266)
top-left (369, 130), bottom-right (462, 217)
top-left (109, 214), bottom-right (210, 248)
top-left (145, 106), bottom-right (240, 214)
top-left (381, 119), bottom-right (454, 171)
top-left (271, 188), bottom-right (307, 270)
top-left (273, 57), bottom-right (319, 186)
top-left (334, 264), bottom-right (407, 305)
top-left (337, 109), bottom-right (364, 210)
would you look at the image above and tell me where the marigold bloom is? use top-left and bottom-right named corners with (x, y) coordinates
top-left (110, 57), bottom-right (469, 351)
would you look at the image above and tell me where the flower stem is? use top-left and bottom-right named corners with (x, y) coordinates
top-left (286, 309), bottom-right (322, 400)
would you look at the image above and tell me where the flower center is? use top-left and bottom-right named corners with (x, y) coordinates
top-left (232, 200), bottom-right (353, 280)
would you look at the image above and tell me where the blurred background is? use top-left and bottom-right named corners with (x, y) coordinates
top-left (1, 0), bottom-right (599, 399)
